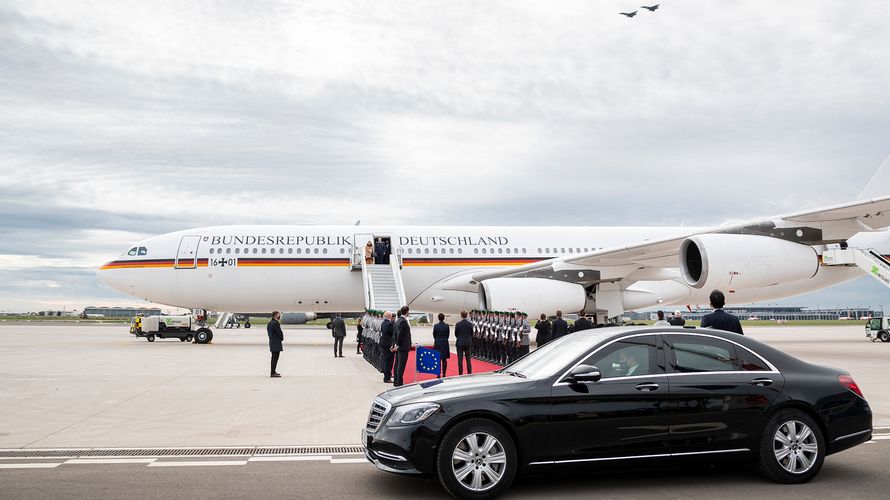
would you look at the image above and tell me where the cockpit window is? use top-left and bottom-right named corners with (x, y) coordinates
top-left (127, 247), bottom-right (138, 256)
top-left (137, 247), bottom-right (147, 256)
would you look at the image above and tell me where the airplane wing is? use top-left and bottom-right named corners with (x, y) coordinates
top-left (470, 195), bottom-right (890, 284)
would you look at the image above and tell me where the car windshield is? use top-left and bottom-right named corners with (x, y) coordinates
top-left (500, 332), bottom-right (608, 380)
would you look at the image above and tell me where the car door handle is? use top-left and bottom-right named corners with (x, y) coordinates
top-left (635, 383), bottom-right (659, 392)
top-left (750, 378), bottom-right (773, 387)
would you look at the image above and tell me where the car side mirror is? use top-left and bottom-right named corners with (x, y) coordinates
top-left (564, 364), bottom-right (601, 384)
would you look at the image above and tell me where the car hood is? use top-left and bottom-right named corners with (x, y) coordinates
top-left (381, 373), bottom-right (536, 406)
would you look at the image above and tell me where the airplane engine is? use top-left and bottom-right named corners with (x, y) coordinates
top-left (280, 312), bottom-right (317, 324)
top-left (479, 278), bottom-right (586, 313)
top-left (680, 234), bottom-right (819, 291)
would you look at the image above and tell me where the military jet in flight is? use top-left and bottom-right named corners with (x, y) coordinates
top-left (620, 11), bottom-right (637, 18)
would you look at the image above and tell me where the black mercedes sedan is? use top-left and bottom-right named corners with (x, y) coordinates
top-left (362, 326), bottom-right (872, 499)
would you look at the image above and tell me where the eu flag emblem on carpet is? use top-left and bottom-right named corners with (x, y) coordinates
top-left (416, 346), bottom-right (441, 375)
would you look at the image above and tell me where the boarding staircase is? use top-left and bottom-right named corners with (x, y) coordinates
top-left (360, 260), bottom-right (407, 314)
top-left (822, 248), bottom-right (890, 290)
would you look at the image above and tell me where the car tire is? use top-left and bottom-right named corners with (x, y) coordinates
top-left (879, 331), bottom-right (889, 343)
top-left (758, 409), bottom-right (825, 484)
top-left (146, 334), bottom-right (155, 342)
top-left (436, 418), bottom-right (517, 499)
top-left (185, 334), bottom-right (194, 343)
top-left (195, 328), bottom-right (212, 344)
top-left (245, 322), bottom-right (251, 329)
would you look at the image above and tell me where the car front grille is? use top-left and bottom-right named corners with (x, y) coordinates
top-left (366, 397), bottom-right (391, 433)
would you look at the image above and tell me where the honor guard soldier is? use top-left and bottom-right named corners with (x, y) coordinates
top-left (519, 312), bottom-right (531, 357)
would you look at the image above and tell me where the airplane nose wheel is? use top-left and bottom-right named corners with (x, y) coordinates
top-left (194, 328), bottom-right (213, 344)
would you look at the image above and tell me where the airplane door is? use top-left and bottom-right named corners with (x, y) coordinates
top-left (354, 233), bottom-right (374, 266)
top-left (175, 235), bottom-right (202, 269)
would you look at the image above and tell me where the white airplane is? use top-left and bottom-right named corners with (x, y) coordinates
top-left (97, 159), bottom-right (890, 336)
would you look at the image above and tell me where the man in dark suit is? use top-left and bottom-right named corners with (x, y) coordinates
top-left (267, 311), bottom-right (284, 378)
top-left (454, 310), bottom-right (474, 375)
top-left (380, 311), bottom-right (395, 383)
top-left (700, 290), bottom-right (744, 335)
top-left (572, 312), bottom-right (593, 332)
top-left (551, 310), bottom-right (569, 340)
top-left (328, 313), bottom-right (347, 357)
top-left (534, 314), bottom-right (551, 346)
top-left (432, 313), bottom-right (450, 378)
top-left (393, 306), bottom-right (412, 386)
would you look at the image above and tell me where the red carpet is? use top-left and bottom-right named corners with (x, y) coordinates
top-left (401, 347), bottom-right (502, 383)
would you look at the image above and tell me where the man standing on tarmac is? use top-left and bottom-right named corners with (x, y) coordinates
top-left (392, 306), bottom-right (412, 386)
top-left (551, 310), bottom-right (569, 340)
top-left (701, 290), bottom-right (744, 335)
top-left (454, 310), bottom-right (474, 375)
top-left (669, 310), bottom-right (686, 326)
top-left (329, 313), bottom-right (346, 357)
top-left (380, 312), bottom-right (395, 383)
top-left (267, 311), bottom-right (284, 378)
top-left (573, 312), bottom-right (593, 332)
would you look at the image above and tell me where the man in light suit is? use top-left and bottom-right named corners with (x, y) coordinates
top-left (392, 306), bottom-right (412, 386)
top-left (700, 290), bottom-right (744, 335)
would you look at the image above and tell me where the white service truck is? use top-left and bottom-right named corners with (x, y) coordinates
top-left (865, 317), bottom-right (890, 342)
top-left (130, 313), bottom-right (214, 344)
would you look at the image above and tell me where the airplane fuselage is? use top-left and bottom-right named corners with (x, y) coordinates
top-left (97, 225), bottom-right (862, 315)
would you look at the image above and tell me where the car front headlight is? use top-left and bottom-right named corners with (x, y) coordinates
top-left (386, 402), bottom-right (440, 427)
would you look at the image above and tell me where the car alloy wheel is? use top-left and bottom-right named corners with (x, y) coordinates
top-left (773, 420), bottom-right (819, 474)
top-left (451, 432), bottom-right (507, 492)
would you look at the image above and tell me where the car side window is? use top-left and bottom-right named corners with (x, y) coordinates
top-left (738, 347), bottom-right (770, 371)
top-left (580, 335), bottom-right (657, 379)
top-left (666, 335), bottom-right (737, 373)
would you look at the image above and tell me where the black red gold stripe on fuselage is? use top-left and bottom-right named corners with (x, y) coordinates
top-left (99, 259), bottom-right (209, 270)
top-left (237, 258), bottom-right (348, 267)
top-left (401, 258), bottom-right (545, 266)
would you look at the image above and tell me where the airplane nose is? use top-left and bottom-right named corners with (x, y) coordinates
top-left (96, 262), bottom-right (129, 294)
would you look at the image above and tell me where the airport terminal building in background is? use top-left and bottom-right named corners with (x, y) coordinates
top-left (83, 306), bottom-right (162, 318)
top-left (633, 306), bottom-right (883, 321)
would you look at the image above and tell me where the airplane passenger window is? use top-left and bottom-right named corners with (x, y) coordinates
top-left (407, 248), bottom-right (413, 254)
top-left (522, 248), bottom-right (526, 253)
top-left (561, 248), bottom-right (566, 253)
top-left (226, 248), bottom-right (231, 254)
top-left (270, 248), bottom-right (276, 254)
top-left (253, 248), bottom-right (258, 254)
top-left (296, 248), bottom-right (302, 254)
top-left (243, 248), bottom-right (248, 254)
top-left (262, 248), bottom-right (267, 254)
top-left (514, 248), bottom-right (518, 253)
top-left (127, 247), bottom-right (137, 256)
top-left (138, 247), bottom-right (147, 256)
top-left (474, 249), bottom-right (478, 254)
top-left (280, 248), bottom-right (285, 254)
top-left (433, 248), bottom-right (438, 254)
top-left (576, 248), bottom-right (581, 253)
top-left (288, 248), bottom-right (293, 254)
top-left (498, 248), bottom-right (503, 254)
top-left (314, 248), bottom-right (319, 254)
top-left (505, 248), bottom-right (511, 254)
top-left (457, 248), bottom-right (462, 254)
top-left (450, 248), bottom-right (454, 254)
top-left (584, 248), bottom-right (589, 252)
top-left (235, 248), bottom-right (240, 254)
top-left (537, 248), bottom-right (542, 253)
top-left (568, 248), bottom-right (573, 253)
top-left (482, 248), bottom-right (487, 254)
top-left (424, 248), bottom-right (429, 254)
top-left (323, 248), bottom-right (328, 254)
top-left (209, 248), bottom-right (215, 254)
top-left (339, 248), bottom-right (344, 254)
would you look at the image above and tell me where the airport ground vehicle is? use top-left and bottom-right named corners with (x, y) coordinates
top-left (865, 317), bottom-right (890, 342)
top-left (362, 326), bottom-right (872, 499)
top-left (130, 314), bottom-right (213, 343)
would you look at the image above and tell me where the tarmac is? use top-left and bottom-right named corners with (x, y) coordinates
top-left (0, 323), bottom-right (889, 449)
top-left (1, 323), bottom-right (889, 498)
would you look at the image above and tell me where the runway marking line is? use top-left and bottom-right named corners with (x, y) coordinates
top-left (248, 456), bottom-right (331, 462)
top-left (330, 458), bottom-right (369, 464)
top-left (65, 459), bottom-right (156, 465)
top-left (0, 463), bottom-right (62, 469)
top-left (147, 460), bottom-right (248, 467)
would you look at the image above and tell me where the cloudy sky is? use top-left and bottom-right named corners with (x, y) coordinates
top-left (1, 0), bottom-right (889, 312)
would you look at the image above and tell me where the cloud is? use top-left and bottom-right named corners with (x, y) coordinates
top-left (1, 0), bottom-right (889, 311)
